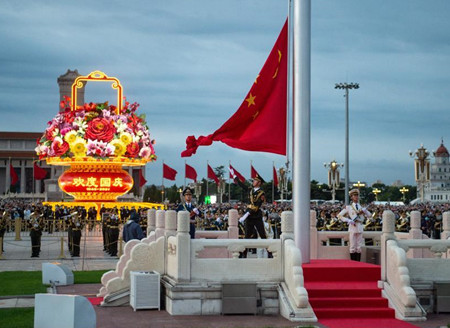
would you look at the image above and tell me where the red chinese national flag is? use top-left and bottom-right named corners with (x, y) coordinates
top-left (10, 164), bottom-right (18, 185)
top-left (182, 20), bottom-right (288, 157)
top-left (207, 164), bottom-right (220, 185)
top-left (163, 163), bottom-right (177, 181)
top-left (229, 164), bottom-right (245, 183)
top-left (139, 169), bottom-right (147, 187)
top-left (250, 165), bottom-right (260, 179)
top-left (33, 163), bottom-right (47, 180)
top-left (273, 166), bottom-right (278, 188)
top-left (185, 163), bottom-right (197, 182)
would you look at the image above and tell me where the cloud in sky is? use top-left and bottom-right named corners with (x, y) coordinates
top-left (1, 0), bottom-right (449, 189)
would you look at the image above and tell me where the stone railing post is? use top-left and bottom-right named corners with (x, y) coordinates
top-left (165, 210), bottom-right (177, 238)
top-left (155, 210), bottom-right (165, 239)
top-left (281, 211), bottom-right (294, 243)
top-left (227, 209), bottom-right (239, 239)
top-left (176, 211), bottom-right (191, 281)
top-left (381, 210), bottom-right (396, 282)
top-left (442, 212), bottom-right (450, 240)
top-left (310, 210), bottom-right (318, 259)
top-left (408, 211), bottom-right (423, 258)
top-left (147, 209), bottom-right (156, 236)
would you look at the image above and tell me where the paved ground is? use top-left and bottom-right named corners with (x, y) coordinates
top-left (1, 234), bottom-right (449, 328)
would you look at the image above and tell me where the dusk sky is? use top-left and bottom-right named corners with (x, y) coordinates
top-left (1, 0), bottom-right (449, 188)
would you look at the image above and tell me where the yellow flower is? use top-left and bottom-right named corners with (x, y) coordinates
top-left (64, 131), bottom-right (78, 144)
top-left (70, 137), bottom-right (87, 157)
top-left (111, 139), bottom-right (126, 157)
top-left (119, 132), bottom-right (133, 145)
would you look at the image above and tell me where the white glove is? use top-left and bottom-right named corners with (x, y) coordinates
top-left (193, 208), bottom-right (199, 215)
top-left (349, 220), bottom-right (355, 226)
top-left (239, 212), bottom-right (250, 223)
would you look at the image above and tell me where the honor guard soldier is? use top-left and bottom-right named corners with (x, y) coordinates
top-left (108, 210), bottom-right (120, 257)
top-left (29, 209), bottom-right (44, 258)
top-left (232, 171), bottom-right (271, 258)
top-left (70, 212), bottom-right (83, 257)
top-left (338, 189), bottom-right (372, 261)
top-left (101, 208), bottom-right (110, 252)
top-left (176, 187), bottom-right (202, 239)
top-left (0, 209), bottom-right (7, 253)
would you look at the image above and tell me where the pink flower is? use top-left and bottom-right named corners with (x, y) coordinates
top-left (139, 146), bottom-right (152, 159)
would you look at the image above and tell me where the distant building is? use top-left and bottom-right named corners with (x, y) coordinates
top-left (391, 180), bottom-right (404, 187)
top-left (424, 140), bottom-right (450, 203)
top-left (0, 69), bottom-right (145, 201)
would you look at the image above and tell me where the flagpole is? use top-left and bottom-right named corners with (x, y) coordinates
top-left (228, 160), bottom-right (231, 203)
top-left (286, 0), bottom-right (293, 178)
top-left (184, 160), bottom-right (186, 187)
top-left (33, 158), bottom-right (35, 203)
top-left (292, 0), bottom-right (311, 263)
top-left (272, 161), bottom-right (275, 203)
top-left (206, 160), bottom-right (209, 197)
top-left (162, 160), bottom-right (164, 203)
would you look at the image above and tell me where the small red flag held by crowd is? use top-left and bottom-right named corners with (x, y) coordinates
top-left (273, 166), bottom-right (279, 188)
top-left (185, 164), bottom-right (197, 182)
top-left (10, 164), bottom-right (18, 185)
top-left (139, 169), bottom-right (147, 187)
top-left (207, 164), bottom-right (220, 185)
top-left (229, 164), bottom-right (245, 183)
top-left (33, 162), bottom-right (47, 180)
top-left (163, 163), bottom-right (177, 181)
top-left (181, 20), bottom-right (288, 157)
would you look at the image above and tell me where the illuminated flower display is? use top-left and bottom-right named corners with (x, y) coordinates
top-left (35, 96), bottom-right (156, 162)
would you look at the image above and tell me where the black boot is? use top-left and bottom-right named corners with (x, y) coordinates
top-left (355, 253), bottom-right (361, 262)
top-left (350, 253), bottom-right (356, 261)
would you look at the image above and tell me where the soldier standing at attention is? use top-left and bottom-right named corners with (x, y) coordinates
top-left (232, 171), bottom-right (270, 258)
top-left (176, 187), bottom-right (201, 239)
top-left (108, 210), bottom-right (120, 257)
top-left (29, 209), bottom-right (44, 258)
top-left (338, 189), bottom-right (372, 261)
top-left (70, 212), bottom-right (83, 257)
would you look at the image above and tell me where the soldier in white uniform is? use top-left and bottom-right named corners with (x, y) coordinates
top-left (338, 189), bottom-right (371, 261)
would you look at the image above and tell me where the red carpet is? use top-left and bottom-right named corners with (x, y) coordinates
top-left (87, 297), bottom-right (103, 306)
top-left (303, 260), bottom-right (418, 328)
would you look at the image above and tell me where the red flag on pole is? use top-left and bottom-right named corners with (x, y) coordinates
top-left (163, 163), bottom-right (177, 181)
top-left (185, 164), bottom-right (197, 182)
top-left (250, 165), bottom-right (260, 179)
top-left (33, 162), bottom-right (47, 180)
top-left (207, 164), bottom-right (219, 185)
top-left (229, 164), bottom-right (245, 183)
top-left (273, 166), bottom-right (279, 188)
top-left (10, 163), bottom-right (18, 185)
top-left (139, 169), bottom-right (147, 187)
top-left (181, 20), bottom-right (288, 157)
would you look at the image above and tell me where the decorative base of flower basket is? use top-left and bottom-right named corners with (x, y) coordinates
top-left (57, 162), bottom-right (134, 202)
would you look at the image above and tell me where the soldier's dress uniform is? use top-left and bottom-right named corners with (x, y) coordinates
top-left (176, 187), bottom-right (202, 239)
top-left (29, 211), bottom-right (44, 258)
top-left (108, 213), bottom-right (120, 256)
top-left (0, 210), bottom-right (8, 253)
top-left (70, 215), bottom-right (83, 257)
top-left (338, 189), bottom-right (371, 261)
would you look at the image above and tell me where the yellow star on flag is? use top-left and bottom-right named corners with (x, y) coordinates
top-left (245, 93), bottom-right (256, 107)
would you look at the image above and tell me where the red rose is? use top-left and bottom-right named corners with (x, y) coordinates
top-left (126, 142), bottom-right (140, 158)
top-left (85, 118), bottom-right (116, 142)
top-left (51, 140), bottom-right (69, 156)
top-left (45, 125), bottom-right (58, 141)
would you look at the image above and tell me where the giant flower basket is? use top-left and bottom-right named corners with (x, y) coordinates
top-left (35, 71), bottom-right (156, 202)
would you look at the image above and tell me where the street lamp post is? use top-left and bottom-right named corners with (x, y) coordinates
top-left (372, 188), bottom-right (381, 201)
top-left (324, 160), bottom-right (342, 201)
top-left (409, 144), bottom-right (430, 203)
top-left (335, 82), bottom-right (359, 205)
top-left (399, 187), bottom-right (409, 202)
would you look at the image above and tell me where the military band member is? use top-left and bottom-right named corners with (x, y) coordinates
top-left (70, 212), bottom-right (83, 257)
top-left (29, 209), bottom-right (44, 258)
top-left (108, 210), bottom-right (120, 257)
top-left (338, 189), bottom-right (372, 261)
top-left (176, 187), bottom-right (201, 239)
